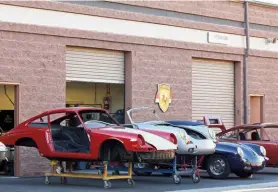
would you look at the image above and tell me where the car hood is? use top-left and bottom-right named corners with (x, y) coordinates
top-left (102, 127), bottom-right (177, 151)
top-left (135, 121), bottom-right (186, 134)
top-left (217, 142), bottom-right (260, 157)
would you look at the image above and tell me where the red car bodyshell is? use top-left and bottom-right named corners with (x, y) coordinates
top-left (0, 107), bottom-right (176, 161)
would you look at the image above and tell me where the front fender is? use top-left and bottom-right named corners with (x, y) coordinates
top-left (215, 142), bottom-right (238, 154)
top-left (238, 142), bottom-right (261, 155)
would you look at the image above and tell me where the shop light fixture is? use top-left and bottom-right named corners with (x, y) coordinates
top-left (265, 38), bottom-right (277, 44)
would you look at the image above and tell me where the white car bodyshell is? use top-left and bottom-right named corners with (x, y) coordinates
top-left (132, 121), bottom-right (198, 155)
top-left (126, 107), bottom-right (216, 155)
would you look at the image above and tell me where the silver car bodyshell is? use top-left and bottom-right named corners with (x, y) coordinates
top-left (171, 124), bottom-right (216, 155)
top-left (127, 107), bottom-right (216, 155)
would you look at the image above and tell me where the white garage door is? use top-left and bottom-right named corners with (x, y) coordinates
top-left (66, 47), bottom-right (125, 84)
top-left (192, 59), bottom-right (235, 128)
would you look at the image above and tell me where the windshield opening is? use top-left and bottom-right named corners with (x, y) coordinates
top-left (78, 110), bottom-right (119, 129)
top-left (219, 127), bottom-right (274, 141)
top-left (128, 108), bottom-right (161, 123)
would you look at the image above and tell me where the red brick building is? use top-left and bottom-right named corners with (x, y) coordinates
top-left (0, 0), bottom-right (277, 176)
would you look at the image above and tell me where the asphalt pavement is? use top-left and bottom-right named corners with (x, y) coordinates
top-left (1, 168), bottom-right (278, 192)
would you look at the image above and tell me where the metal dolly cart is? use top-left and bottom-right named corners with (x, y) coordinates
top-left (44, 160), bottom-right (135, 189)
top-left (96, 155), bottom-right (204, 184)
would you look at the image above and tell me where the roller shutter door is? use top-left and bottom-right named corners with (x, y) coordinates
top-left (66, 47), bottom-right (125, 84)
top-left (192, 59), bottom-right (235, 128)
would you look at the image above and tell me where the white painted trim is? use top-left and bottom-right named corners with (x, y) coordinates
top-left (0, 4), bottom-right (277, 52)
top-left (222, 187), bottom-right (278, 192)
top-left (165, 182), bottom-right (278, 192)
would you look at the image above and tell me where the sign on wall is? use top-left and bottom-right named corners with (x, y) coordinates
top-left (155, 84), bottom-right (172, 113)
top-left (207, 32), bottom-right (229, 45)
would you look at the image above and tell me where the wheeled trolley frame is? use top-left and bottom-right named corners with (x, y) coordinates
top-left (96, 155), bottom-right (204, 184)
top-left (44, 160), bottom-right (135, 189)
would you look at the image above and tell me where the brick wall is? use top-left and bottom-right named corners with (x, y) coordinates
top-left (249, 4), bottom-right (278, 26)
top-left (3, 1), bottom-right (278, 39)
top-left (110, 1), bottom-right (278, 29)
top-left (131, 48), bottom-right (192, 121)
top-left (110, 1), bottom-right (244, 22)
top-left (0, 31), bottom-right (66, 176)
top-left (0, 29), bottom-right (194, 176)
top-left (248, 56), bottom-right (278, 123)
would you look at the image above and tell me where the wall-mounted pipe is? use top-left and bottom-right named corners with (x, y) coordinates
top-left (243, 1), bottom-right (250, 124)
top-left (4, 85), bottom-right (14, 106)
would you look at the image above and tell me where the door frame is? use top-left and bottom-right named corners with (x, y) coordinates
top-left (0, 82), bottom-right (20, 177)
top-left (249, 94), bottom-right (265, 124)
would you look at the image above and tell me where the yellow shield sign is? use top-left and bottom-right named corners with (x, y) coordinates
top-left (155, 84), bottom-right (172, 113)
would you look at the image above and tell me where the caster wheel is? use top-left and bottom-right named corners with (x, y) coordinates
top-left (44, 177), bottom-right (50, 185)
top-left (191, 173), bottom-right (201, 183)
top-left (112, 170), bottom-right (120, 175)
top-left (56, 166), bottom-right (62, 174)
top-left (127, 179), bottom-right (135, 187)
top-left (173, 174), bottom-right (181, 184)
top-left (104, 180), bottom-right (112, 189)
top-left (60, 177), bottom-right (68, 184)
top-left (4, 165), bottom-right (9, 175)
top-left (98, 170), bottom-right (103, 175)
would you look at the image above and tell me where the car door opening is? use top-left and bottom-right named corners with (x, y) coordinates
top-left (49, 112), bottom-right (91, 154)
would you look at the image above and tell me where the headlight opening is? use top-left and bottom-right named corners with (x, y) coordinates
top-left (237, 147), bottom-right (244, 158)
top-left (260, 146), bottom-right (266, 156)
top-left (179, 129), bottom-right (187, 140)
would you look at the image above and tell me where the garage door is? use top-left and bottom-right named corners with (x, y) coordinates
top-left (66, 47), bottom-right (125, 84)
top-left (192, 59), bottom-right (235, 128)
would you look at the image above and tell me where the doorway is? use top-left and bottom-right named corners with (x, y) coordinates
top-left (0, 82), bottom-right (19, 177)
top-left (249, 95), bottom-right (264, 124)
top-left (66, 82), bottom-right (125, 124)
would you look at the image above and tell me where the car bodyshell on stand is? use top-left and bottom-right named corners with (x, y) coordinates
top-left (0, 107), bottom-right (178, 188)
top-left (167, 118), bottom-right (268, 179)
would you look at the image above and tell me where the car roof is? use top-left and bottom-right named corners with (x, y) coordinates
top-left (25, 107), bottom-right (107, 123)
top-left (230, 123), bottom-right (278, 129)
top-left (218, 123), bottom-right (278, 135)
top-left (167, 120), bottom-right (205, 126)
top-left (41, 107), bottom-right (107, 114)
top-left (19, 107), bottom-right (113, 126)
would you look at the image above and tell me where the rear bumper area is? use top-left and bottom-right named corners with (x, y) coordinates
top-left (137, 151), bottom-right (175, 161)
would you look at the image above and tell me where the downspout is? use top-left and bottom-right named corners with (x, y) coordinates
top-left (243, 1), bottom-right (250, 124)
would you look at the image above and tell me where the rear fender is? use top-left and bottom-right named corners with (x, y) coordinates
top-left (141, 129), bottom-right (177, 144)
top-left (0, 133), bottom-right (18, 146)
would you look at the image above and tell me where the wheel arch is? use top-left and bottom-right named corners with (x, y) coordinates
top-left (203, 152), bottom-right (231, 169)
top-left (98, 138), bottom-right (127, 160)
top-left (15, 137), bottom-right (38, 148)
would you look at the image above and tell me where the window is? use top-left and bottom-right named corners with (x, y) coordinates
top-left (28, 115), bottom-right (49, 128)
top-left (79, 110), bottom-right (118, 129)
top-left (50, 112), bottom-right (82, 129)
top-left (260, 127), bottom-right (277, 141)
top-left (220, 130), bottom-right (238, 140)
top-left (225, 127), bottom-right (264, 141)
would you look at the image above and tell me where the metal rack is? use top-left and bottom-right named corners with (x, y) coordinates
top-left (44, 160), bottom-right (135, 189)
top-left (96, 155), bottom-right (203, 184)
